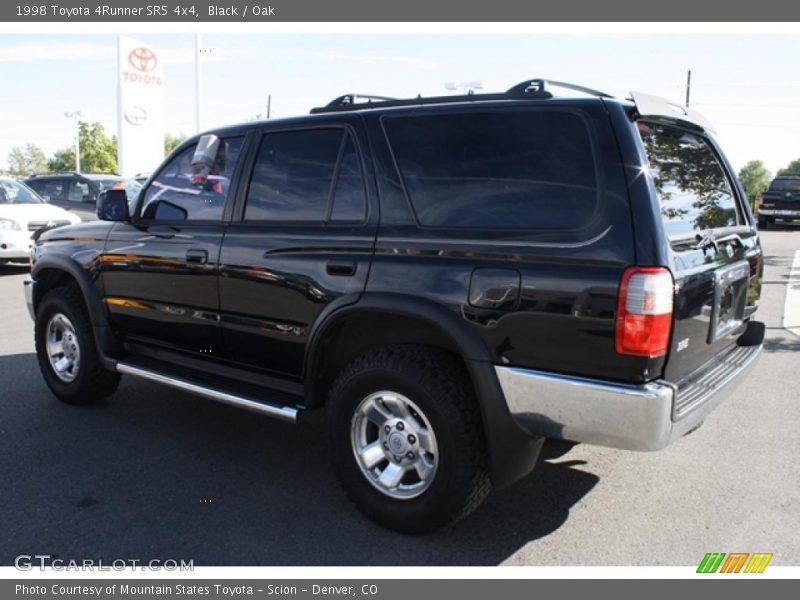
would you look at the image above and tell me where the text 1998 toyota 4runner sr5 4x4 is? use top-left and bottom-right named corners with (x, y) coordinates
top-left (24, 79), bottom-right (764, 533)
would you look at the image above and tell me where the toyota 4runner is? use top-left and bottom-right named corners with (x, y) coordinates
top-left (24, 79), bottom-right (765, 533)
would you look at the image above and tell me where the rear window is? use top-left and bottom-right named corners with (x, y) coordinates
top-left (382, 109), bottom-right (598, 230)
top-left (768, 178), bottom-right (800, 192)
top-left (638, 122), bottom-right (741, 238)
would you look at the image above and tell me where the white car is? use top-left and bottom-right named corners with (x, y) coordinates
top-left (0, 177), bottom-right (81, 265)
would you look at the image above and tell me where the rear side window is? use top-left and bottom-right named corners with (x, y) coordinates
top-left (382, 109), bottom-right (598, 230)
top-left (638, 122), bottom-right (741, 237)
top-left (244, 128), bottom-right (366, 224)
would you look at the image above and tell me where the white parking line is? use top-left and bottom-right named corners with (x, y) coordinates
top-left (784, 249), bottom-right (800, 337)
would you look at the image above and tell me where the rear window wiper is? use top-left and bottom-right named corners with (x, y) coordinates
top-left (694, 230), bottom-right (718, 252)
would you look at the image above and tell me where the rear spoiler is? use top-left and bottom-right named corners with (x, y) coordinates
top-left (630, 91), bottom-right (716, 134)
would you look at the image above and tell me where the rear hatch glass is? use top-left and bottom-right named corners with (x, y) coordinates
top-left (638, 121), bottom-right (758, 383)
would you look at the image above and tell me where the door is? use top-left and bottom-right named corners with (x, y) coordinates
top-left (636, 121), bottom-right (762, 382)
top-left (218, 123), bottom-right (377, 378)
top-left (100, 135), bottom-right (245, 354)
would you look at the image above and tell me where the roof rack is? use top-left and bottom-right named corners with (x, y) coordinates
top-left (309, 78), bottom-right (614, 114)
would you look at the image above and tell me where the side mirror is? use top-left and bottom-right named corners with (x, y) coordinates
top-left (97, 189), bottom-right (129, 222)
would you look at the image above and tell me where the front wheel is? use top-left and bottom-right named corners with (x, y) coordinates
top-left (34, 283), bottom-right (120, 405)
top-left (327, 345), bottom-right (491, 533)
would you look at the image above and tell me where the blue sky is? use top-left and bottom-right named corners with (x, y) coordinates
top-left (1, 33), bottom-right (799, 174)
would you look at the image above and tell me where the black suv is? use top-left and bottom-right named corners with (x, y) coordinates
top-left (24, 173), bottom-right (141, 206)
top-left (24, 80), bottom-right (765, 533)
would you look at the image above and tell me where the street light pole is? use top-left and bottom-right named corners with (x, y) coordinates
top-left (195, 34), bottom-right (203, 133)
top-left (64, 110), bottom-right (83, 172)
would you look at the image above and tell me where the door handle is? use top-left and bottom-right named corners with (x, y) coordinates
top-left (326, 259), bottom-right (356, 277)
top-left (186, 249), bottom-right (208, 265)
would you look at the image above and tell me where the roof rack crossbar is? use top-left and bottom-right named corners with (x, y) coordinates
top-left (506, 78), bottom-right (614, 99)
top-left (324, 94), bottom-right (398, 109)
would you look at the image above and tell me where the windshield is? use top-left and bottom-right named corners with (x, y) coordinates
top-left (768, 178), bottom-right (800, 192)
top-left (0, 179), bottom-right (43, 204)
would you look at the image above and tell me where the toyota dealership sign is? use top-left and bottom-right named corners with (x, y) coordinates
top-left (117, 36), bottom-right (164, 177)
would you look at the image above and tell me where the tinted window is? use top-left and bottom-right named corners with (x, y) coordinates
top-left (69, 181), bottom-right (92, 203)
top-left (769, 178), bottom-right (800, 192)
top-left (245, 129), bottom-right (343, 222)
top-left (383, 110), bottom-right (598, 229)
top-left (36, 179), bottom-right (69, 203)
top-left (638, 122), bottom-right (740, 237)
top-left (330, 135), bottom-right (366, 222)
top-left (141, 137), bottom-right (243, 221)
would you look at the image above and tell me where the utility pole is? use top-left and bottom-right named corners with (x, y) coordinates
top-left (685, 69), bottom-right (692, 107)
top-left (64, 110), bottom-right (83, 172)
top-left (195, 34), bottom-right (203, 133)
top-left (266, 95), bottom-right (271, 119)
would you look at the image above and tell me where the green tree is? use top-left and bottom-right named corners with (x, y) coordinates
top-left (777, 158), bottom-right (800, 176)
top-left (738, 160), bottom-right (772, 212)
top-left (47, 147), bottom-right (76, 173)
top-left (164, 132), bottom-right (187, 155)
top-left (79, 122), bottom-right (117, 173)
top-left (6, 144), bottom-right (48, 177)
top-left (48, 121), bottom-right (118, 174)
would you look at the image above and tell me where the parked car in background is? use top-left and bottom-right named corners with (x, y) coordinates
top-left (0, 177), bottom-right (80, 265)
top-left (132, 172), bottom-right (152, 185)
top-left (24, 173), bottom-right (142, 207)
top-left (758, 175), bottom-right (800, 228)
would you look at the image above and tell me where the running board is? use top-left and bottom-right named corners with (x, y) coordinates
top-left (116, 362), bottom-right (299, 423)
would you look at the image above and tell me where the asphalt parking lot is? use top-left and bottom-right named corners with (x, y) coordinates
top-left (0, 228), bottom-right (798, 566)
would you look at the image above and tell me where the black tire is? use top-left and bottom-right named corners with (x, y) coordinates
top-left (757, 217), bottom-right (768, 230)
top-left (34, 283), bottom-right (120, 405)
top-left (327, 344), bottom-right (491, 533)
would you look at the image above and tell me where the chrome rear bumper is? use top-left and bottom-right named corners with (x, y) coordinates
top-left (496, 341), bottom-right (762, 451)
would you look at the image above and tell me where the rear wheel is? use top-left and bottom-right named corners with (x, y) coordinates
top-left (34, 283), bottom-right (120, 405)
top-left (757, 217), bottom-right (768, 229)
top-left (327, 345), bottom-right (491, 533)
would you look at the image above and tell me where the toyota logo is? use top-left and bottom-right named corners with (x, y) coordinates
top-left (128, 47), bottom-right (158, 72)
top-left (123, 106), bottom-right (148, 126)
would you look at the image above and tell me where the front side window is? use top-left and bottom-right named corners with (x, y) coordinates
top-left (39, 180), bottom-right (69, 203)
top-left (382, 109), bottom-right (599, 230)
top-left (244, 128), bottom-right (366, 224)
top-left (638, 122), bottom-right (741, 238)
top-left (141, 136), bottom-right (243, 221)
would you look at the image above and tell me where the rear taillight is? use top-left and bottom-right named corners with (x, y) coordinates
top-left (615, 267), bottom-right (674, 357)
top-left (758, 193), bottom-right (764, 207)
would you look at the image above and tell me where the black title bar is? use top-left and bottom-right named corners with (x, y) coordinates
top-left (2, 0), bottom-right (800, 22)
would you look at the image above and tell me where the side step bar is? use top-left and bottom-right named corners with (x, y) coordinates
top-left (116, 362), bottom-right (299, 423)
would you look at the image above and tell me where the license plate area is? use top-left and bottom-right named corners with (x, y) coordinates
top-left (707, 261), bottom-right (750, 343)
